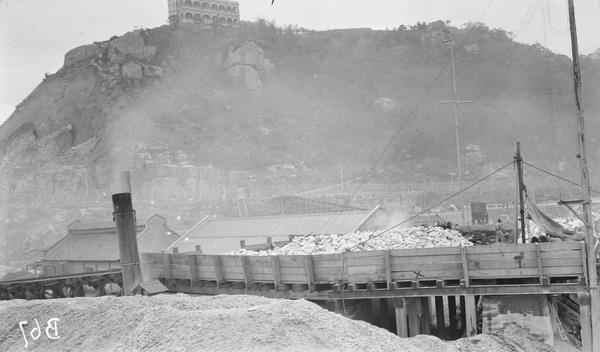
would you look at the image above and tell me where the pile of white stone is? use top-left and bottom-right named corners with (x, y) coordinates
top-left (223, 226), bottom-right (473, 256)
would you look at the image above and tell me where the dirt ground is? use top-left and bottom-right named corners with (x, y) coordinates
top-left (0, 294), bottom-right (579, 352)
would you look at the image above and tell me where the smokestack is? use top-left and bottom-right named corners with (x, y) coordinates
top-left (112, 171), bottom-right (141, 296)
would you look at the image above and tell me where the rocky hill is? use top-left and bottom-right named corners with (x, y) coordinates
top-left (1, 21), bottom-right (599, 262)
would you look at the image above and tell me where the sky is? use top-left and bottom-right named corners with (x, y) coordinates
top-left (1, 0), bottom-right (599, 126)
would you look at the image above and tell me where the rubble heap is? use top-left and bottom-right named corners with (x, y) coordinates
top-left (224, 226), bottom-right (473, 256)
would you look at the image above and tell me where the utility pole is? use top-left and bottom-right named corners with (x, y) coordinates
top-left (566, 1), bottom-right (600, 350)
top-left (514, 142), bottom-right (526, 243)
top-left (439, 30), bottom-right (472, 225)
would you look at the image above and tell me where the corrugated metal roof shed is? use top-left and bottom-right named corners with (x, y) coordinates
top-left (42, 232), bottom-right (122, 262)
top-left (170, 206), bottom-right (389, 254)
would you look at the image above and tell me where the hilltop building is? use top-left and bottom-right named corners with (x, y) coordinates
top-left (168, 0), bottom-right (239, 25)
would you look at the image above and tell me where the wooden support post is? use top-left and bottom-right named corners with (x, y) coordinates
top-left (188, 254), bottom-right (197, 285)
top-left (385, 250), bottom-right (392, 290)
top-left (579, 292), bottom-right (593, 352)
top-left (304, 256), bottom-right (315, 292)
top-left (372, 299), bottom-right (382, 327)
top-left (163, 253), bottom-right (172, 281)
top-left (393, 297), bottom-right (408, 338)
top-left (387, 298), bottom-right (397, 332)
top-left (212, 256), bottom-right (223, 288)
top-left (241, 256), bottom-right (252, 290)
top-left (240, 240), bottom-right (246, 249)
top-left (435, 296), bottom-right (445, 339)
top-left (380, 298), bottom-right (390, 331)
top-left (464, 294), bottom-right (477, 337)
top-left (271, 256), bottom-right (281, 288)
top-left (448, 296), bottom-right (458, 339)
top-left (535, 244), bottom-right (544, 284)
top-left (407, 298), bottom-right (421, 337)
top-left (460, 245), bottom-right (469, 287)
top-left (420, 297), bottom-right (431, 335)
top-left (460, 295), bottom-right (466, 332)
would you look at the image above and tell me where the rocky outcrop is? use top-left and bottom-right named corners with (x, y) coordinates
top-left (223, 41), bottom-right (274, 91)
top-left (107, 31), bottom-right (156, 64)
top-left (143, 64), bottom-right (163, 77)
top-left (121, 61), bottom-right (143, 80)
top-left (64, 44), bottom-right (98, 68)
top-left (227, 65), bottom-right (262, 91)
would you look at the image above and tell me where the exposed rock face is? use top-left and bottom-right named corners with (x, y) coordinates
top-left (121, 61), bottom-right (143, 80)
top-left (227, 65), bottom-right (262, 91)
top-left (143, 64), bottom-right (163, 77)
top-left (63, 44), bottom-right (98, 68)
top-left (223, 41), bottom-right (274, 91)
top-left (107, 31), bottom-right (156, 64)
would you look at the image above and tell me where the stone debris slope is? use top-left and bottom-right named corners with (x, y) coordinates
top-left (225, 226), bottom-right (473, 256)
top-left (0, 294), bottom-right (561, 352)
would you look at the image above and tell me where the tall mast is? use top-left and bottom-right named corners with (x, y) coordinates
top-left (567, 0), bottom-right (599, 350)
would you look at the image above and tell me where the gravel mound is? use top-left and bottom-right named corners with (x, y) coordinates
top-left (0, 294), bottom-right (563, 352)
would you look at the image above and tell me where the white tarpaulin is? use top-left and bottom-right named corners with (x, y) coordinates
top-left (526, 200), bottom-right (585, 241)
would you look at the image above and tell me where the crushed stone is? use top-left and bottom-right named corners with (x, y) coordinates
top-left (0, 294), bottom-right (573, 351)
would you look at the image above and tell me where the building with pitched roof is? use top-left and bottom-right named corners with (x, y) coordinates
top-left (167, 206), bottom-right (394, 254)
top-left (41, 214), bottom-right (179, 276)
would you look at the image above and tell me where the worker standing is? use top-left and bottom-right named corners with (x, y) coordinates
top-left (494, 218), bottom-right (507, 243)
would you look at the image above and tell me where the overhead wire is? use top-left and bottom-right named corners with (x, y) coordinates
top-left (522, 161), bottom-right (600, 195)
top-left (307, 0), bottom-right (498, 246)
top-left (343, 160), bottom-right (514, 252)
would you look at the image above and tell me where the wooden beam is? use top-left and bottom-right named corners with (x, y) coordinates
top-left (393, 297), bottom-right (408, 338)
top-left (271, 256), bottom-right (281, 287)
top-left (579, 292), bottom-right (593, 352)
top-left (304, 256), bottom-right (315, 291)
top-left (420, 297), bottom-right (431, 335)
top-left (163, 253), bottom-right (172, 280)
top-left (212, 256), bottom-right (223, 288)
top-left (535, 244), bottom-right (543, 284)
top-left (328, 283), bottom-right (587, 299)
top-left (435, 296), bottom-right (445, 339)
top-left (464, 294), bottom-right (477, 336)
top-left (448, 296), bottom-right (458, 339)
top-left (187, 254), bottom-right (197, 285)
top-left (241, 256), bottom-right (252, 290)
top-left (385, 250), bottom-right (392, 290)
top-left (460, 245), bottom-right (469, 287)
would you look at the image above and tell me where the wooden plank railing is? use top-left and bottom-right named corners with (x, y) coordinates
top-left (142, 242), bottom-right (585, 288)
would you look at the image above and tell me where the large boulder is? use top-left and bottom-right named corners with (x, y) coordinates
top-left (227, 65), bottom-right (262, 91)
top-left (143, 64), bottom-right (163, 77)
top-left (121, 61), bottom-right (143, 80)
top-left (108, 31), bottom-right (156, 64)
top-left (63, 44), bottom-right (98, 68)
top-left (224, 41), bottom-right (274, 74)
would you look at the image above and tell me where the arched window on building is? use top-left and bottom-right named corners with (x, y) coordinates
top-left (194, 13), bottom-right (202, 22)
top-left (193, 1), bottom-right (200, 7)
top-left (185, 12), bottom-right (193, 19)
top-left (233, 18), bottom-right (238, 25)
top-left (220, 16), bottom-right (226, 23)
top-left (211, 4), bottom-right (218, 10)
top-left (226, 6), bottom-right (231, 12)
top-left (219, 5), bottom-right (225, 11)
top-left (226, 18), bottom-right (233, 24)
top-left (202, 14), bottom-right (211, 22)
top-left (201, 2), bottom-right (209, 9)
top-left (212, 15), bottom-right (219, 22)
top-left (232, 6), bottom-right (238, 13)
top-left (184, 0), bottom-right (192, 7)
